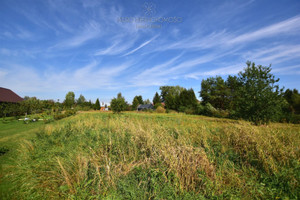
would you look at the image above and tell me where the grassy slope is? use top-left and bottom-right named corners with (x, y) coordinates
top-left (0, 119), bottom-right (45, 199)
top-left (1, 112), bottom-right (299, 199)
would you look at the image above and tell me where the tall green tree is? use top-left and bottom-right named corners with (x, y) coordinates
top-left (225, 75), bottom-right (242, 111)
top-left (111, 92), bottom-right (126, 113)
top-left (143, 99), bottom-right (151, 104)
top-left (95, 98), bottom-right (100, 110)
top-left (200, 76), bottom-right (229, 110)
top-left (160, 86), bottom-right (184, 110)
top-left (235, 61), bottom-right (284, 125)
top-left (165, 92), bottom-right (177, 110)
top-left (64, 91), bottom-right (75, 108)
top-left (178, 88), bottom-right (197, 109)
top-left (160, 86), bottom-right (184, 102)
top-left (132, 96), bottom-right (140, 110)
top-left (284, 89), bottom-right (300, 114)
top-left (153, 92), bottom-right (161, 105)
top-left (77, 94), bottom-right (86, 105)
top-left (136, 95), bottom-right (143, 105)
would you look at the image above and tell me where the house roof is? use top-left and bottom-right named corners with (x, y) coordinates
top-left (137, 104), bottom-right (154, 109)
top-left (0, 87), bottom-right (24, 103)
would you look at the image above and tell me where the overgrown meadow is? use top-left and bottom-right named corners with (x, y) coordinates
top-left (1, 112), bottom-right (299, 199)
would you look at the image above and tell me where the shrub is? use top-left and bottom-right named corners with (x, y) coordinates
top-left (196, 104), bottom-right (205, 115)
top-left (0, 146), bottom-right (9, 156)
top-left (154, 103), bottom-right (163, 109)
top-left (166, 109), bottom-right (177, 114)
top-left (178, 106), bottom-right (186, 113)
top-left (290, 114), bottom-right (300, 124)
top-left (65, 109), bottom-right (76, 117)
top-left (156, 106), bottom-right (166, 113)
top-left (203, 103), bottom-right (217, 116)
top-left (53, 113), bottom-right (66, 120)
top-left (53, 109), bottom-right (76, 120)
top-left (212, 109), bottom-right (229, 118)
top-left (143, 109), bottom-right (154, 113)
top-left (184, 107), bottom-right (196, 115)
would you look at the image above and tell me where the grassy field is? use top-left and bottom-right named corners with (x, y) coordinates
top-left (0, 112), bottom-right (299, 199)
top-left (0, 118), bottom-right (44, 199)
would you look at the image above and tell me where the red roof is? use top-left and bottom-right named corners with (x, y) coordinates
top-left (0, 87), bottom-right (23, 103)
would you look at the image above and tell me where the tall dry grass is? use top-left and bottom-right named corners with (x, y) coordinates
top-left (4, 112), bottom-right (300, 199)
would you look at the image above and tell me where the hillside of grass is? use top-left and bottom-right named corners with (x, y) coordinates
top-left (1, 112), bottom-right (299, 199)
top-left (0, 119), bottom-right (44, 199)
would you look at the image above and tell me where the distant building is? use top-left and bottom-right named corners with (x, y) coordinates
top-left (100, 101), bottom-right (109, 111)
top-left (137, 104), bottom-right (154, 111)
top-left (0, 87), bottom-right (23, 103)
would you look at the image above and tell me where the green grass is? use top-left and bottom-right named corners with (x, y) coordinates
top-left (0, 112), bottom-right (299, 199)
top-left (0, 118), bottom-right (45, 199)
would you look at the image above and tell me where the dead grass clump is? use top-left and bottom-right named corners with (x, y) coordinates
top-left (161, 145), bottom-right (215, 191)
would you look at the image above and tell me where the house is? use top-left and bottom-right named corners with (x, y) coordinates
top-left (0, 87), bottom-right (23, 103)
top-left (137, 104), bottom-right (154, 111)
top-left (100, 102), bottom-right (109, 111)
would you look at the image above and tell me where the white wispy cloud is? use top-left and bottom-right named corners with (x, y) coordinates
top-left (0, 64), bottom-right (43, 93)
top-left (0, 26), bottom-right (34, 40)
top-left (0, 48), bottom-right (17, 56)
top-left (155, 15), bottom-right (300, 53)
top-left (0, 60), bottom-right (132, 93)
top-left (130, 54), bottom-right (183, 86)
top-left (186, 64), bottom-right (244, 79)
top-left (16, 5), bottom-right (60, 34)
top-left (15, 26), bottom-right (34, 39)
top-left (272, 65), bottom-right (300, 75)
top-left (123, 35), bottom-right (158, 56)
top-left (0, 69), bottom-right (8, 79)
top-left (94, 39), bottom-right (136, 56)
top-left (130, 52), bottom-right (222, 87)
top-left (228, 15), bottom-right (300, 45)
top-left (51, 21), bottom-right (102, 49)
top-left (242, 45), bottom-right (300, 65)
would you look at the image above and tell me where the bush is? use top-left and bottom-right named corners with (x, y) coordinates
top-left (203, 103), bottom-right (217, 116)
top-left (196, 104), bottom-right (205, 115)
top-left (212, 109), bottom-right (229, 118)
top-left (166, 109), bottom-right (177, 114)
top-left (65, 109), bottom-right (76, 117)
top-left (184, 107), bottom-right (196, 115)
top-left (0, 146), bottom-right (9, 156)
top-left (53, 110), bottom-right (76, 120)
top-left (178, 106), bottom-right (186, 113)
top-left (156, 106), bottom-right (166, 113)
top-left (290, 114), bottom-right (300, 124)
top-left (154, 103), bottom-right (163, 109)
top-left (143, 109), bottom-right (154, 113)
top-left (53, 113), bottom-right (66, 120)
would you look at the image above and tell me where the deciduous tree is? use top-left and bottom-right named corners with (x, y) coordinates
top-left (111, 93), bottom-right (126, 113)
top-left (77, 94), bottom-right (86, 105)
top-left (235, 61), bottom-right (284, 124)
top-left (64, 91), bottom-right (75, 108)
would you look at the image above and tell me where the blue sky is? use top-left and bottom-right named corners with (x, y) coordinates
top-left (0, 0), bottom-right (300, 103)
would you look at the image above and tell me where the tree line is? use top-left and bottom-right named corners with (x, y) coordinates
top-left (2, 61), bottom-right (299, 124)
top-left (0, 92), bottom-right (99, 119)
top-left (199, 61), bottom-right (299, 124)
top-left (110, 61), bottom-right (299, 124)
